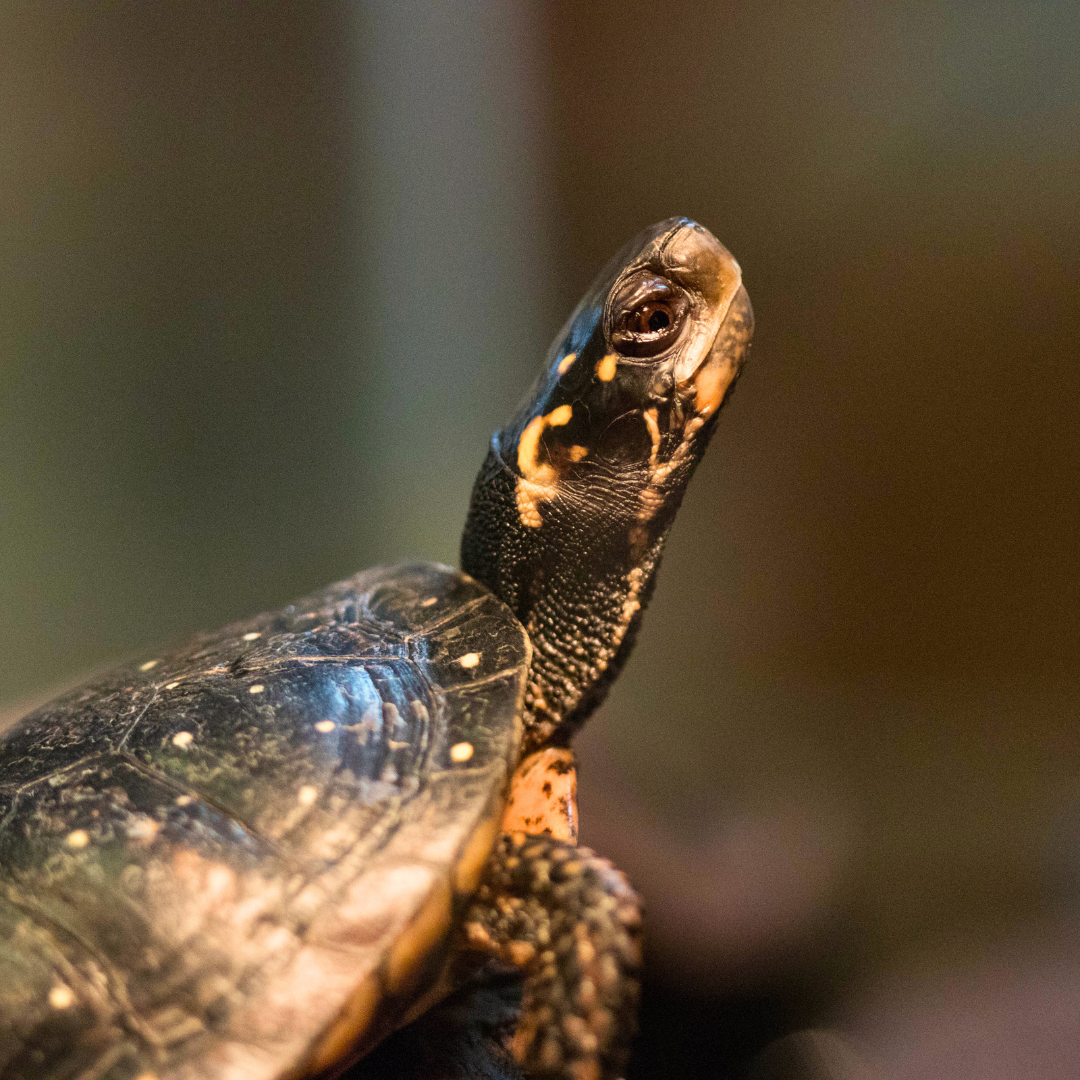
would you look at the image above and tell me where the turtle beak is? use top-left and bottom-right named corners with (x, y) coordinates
top-left (682, 282), bottom-right (751, 421)
top-left (683, 284), bottom-right (754, 425)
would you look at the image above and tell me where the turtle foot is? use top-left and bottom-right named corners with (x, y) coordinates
top-left (462, 832), bottom-right (642, 1080)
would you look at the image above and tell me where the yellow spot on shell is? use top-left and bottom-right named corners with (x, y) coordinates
top-left (595, 353), bottom-right (618, 381)
top-left (66, 830), bottom-right (89, 849)
top-left (165, 682), bottom-right (179, 690)
top-left (314, 720), bottom-right (336, 733)
top-left (449, 742), bottom-right (474, 763)
top-left (242, 631), bottom-right (261, 641)
top-left (127, 817), bottom-right (160, 842)
top-left (297, 785), bottom-right (319, 806)
top-left (420, 596), bottom-right (438, 607)
top-left (557, 352), bottom-right (576, 374)
top-left (175, 795), bottom-right (194, 806)
top-left (49, 985), bottom-right (74, 1009)
top-left (139, 660), bottom-right (159, 671)
top-left (249, 684), bottom-right (265, 695)
top-left (134, 1073), bottom-right (160, 1080)
top-left (206, 865), bottom-right (235, 900)
top-left (172, 731), bottom-right (194, 749)
top-left (547, 403), bottom-right (572, 426)
top-left (458, 652), bottom-right (481, 669)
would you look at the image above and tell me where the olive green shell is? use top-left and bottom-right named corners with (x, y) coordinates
top-left (0, 564), bottom-right (529, 1080)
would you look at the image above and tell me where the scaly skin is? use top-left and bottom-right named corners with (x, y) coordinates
top-left (464, 835), bottom-right (642, 1080)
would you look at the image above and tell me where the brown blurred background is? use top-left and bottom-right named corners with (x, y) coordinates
top-left (1, 3), bottom-right (1078, 1078)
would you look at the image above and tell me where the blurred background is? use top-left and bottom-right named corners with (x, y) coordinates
top-left (1, 3), bottom-right (1078, 1077)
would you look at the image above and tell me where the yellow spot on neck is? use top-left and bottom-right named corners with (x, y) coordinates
top-left (595, 353), bottom-right (618, 381)
top-left (458, 652), bottom-right (481, 668)
top-left (515, 404), bottom-right (576, 528)
top-left (49, 985), bottom-right (75, 1009)
top-left (65, 830), bottom-right (89, 849)
top-left (557, 352), bottom-right (576, 374)
top-left (569, 445), bottom-right (588, 462)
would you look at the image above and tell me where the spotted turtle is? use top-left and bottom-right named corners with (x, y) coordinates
top-left (0, 219), bottom-right (753, 1080)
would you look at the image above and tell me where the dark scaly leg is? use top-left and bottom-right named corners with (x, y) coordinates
top-left (462, 832), bottom-right (642, 1080)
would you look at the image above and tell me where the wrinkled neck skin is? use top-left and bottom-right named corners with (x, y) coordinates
top-left (462, 281), bottom-right (753, 753)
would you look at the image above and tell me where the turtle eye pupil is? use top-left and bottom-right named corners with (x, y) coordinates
top-left (629, 301), bottom-right (674, 336)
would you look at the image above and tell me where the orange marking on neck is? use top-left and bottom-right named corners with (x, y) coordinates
top-left (595, 353), bottom-right (618, 382)
top-left (515, 405), bottom-right (575, 528)
top-left (501, 747), bottom-right (577, 842)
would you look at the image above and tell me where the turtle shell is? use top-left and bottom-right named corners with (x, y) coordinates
top-left (0, 563), bottom-right (529, 1080)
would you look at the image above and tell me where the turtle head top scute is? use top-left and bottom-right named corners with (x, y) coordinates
top-left (464, 217), bottom-right (753, 747)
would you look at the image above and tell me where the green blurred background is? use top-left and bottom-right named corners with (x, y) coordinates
top-left (1, 3), bottom-right (1078, 1077)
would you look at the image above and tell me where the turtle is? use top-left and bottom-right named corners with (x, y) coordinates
top-left (0, 217), bottom-right (753, 1080)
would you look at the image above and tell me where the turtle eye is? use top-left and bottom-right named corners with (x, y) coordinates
top-left (609, 275), bottom-right (689, 358)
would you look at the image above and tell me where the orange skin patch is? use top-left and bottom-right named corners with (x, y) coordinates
top-left (595, 353), bottom-right (617, 381)
top-left (515, 404), bottom-right (574, 529)
top-left (501, 747), bottom-right (577, 842)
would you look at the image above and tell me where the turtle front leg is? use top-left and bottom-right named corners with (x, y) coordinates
top-left (463, 831), bottom-right (642, 1080)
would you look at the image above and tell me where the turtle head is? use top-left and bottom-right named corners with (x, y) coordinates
top-left (462, 218), bottom-right (753, 749)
